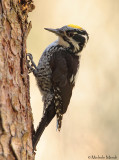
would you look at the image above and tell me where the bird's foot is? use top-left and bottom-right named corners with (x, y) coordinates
top-left (27, 53), bottom-right (37, 73)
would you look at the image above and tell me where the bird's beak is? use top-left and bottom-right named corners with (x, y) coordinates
top-left (44, 28), bottom-right (63, 36)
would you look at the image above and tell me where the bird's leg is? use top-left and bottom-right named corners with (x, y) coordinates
top-left (27, 53), bottom-right (37, 73)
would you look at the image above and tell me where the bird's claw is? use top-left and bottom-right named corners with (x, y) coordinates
top-left (27, 53), bottom-right (37, 73)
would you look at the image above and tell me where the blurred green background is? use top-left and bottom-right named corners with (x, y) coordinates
top-left (27, 0), bottom-right (119, 159)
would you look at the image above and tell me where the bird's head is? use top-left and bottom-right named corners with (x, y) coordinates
top-left (45, 24), bottom-right (89, 54)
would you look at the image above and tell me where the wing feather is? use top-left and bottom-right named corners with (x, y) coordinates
top-left (50, 50), bottom-right (79, 130)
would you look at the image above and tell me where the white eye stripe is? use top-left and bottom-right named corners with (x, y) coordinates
top-left (81, 34), bottom-right (88, 42)
top-left (81, 34), bottom-right (87, 38)
top-left (73, 32), bottom-right (78, 35)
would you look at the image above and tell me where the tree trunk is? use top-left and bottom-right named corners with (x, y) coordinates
top-left (0, 0), bottom-right (35, 159)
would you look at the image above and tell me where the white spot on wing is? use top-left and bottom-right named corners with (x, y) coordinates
top-left (70, 73), bottom-right (79, 84)
top-left (70, 75), bottom-right (74, 83)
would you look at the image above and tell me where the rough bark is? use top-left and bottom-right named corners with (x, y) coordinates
top-left (0, 0), bottom-right (35, 159)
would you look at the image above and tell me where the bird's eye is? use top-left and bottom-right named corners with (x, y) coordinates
top-left (67, 32), bottom-right (73, 37)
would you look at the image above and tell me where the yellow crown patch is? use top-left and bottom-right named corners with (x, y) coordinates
top-left (67, 24), bottom-right (83, 30)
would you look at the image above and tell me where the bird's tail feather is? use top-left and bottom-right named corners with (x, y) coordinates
top-left (33, 102), bottom-right (55, 150)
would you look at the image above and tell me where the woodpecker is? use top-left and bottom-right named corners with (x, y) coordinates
top-left (27, 24), bottom-right (89, 150)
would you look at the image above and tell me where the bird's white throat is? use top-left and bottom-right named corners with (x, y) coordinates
top-left (58, 36), bottom-right (80, 53)
top-left (58, 37), bottom-right (70, 48)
